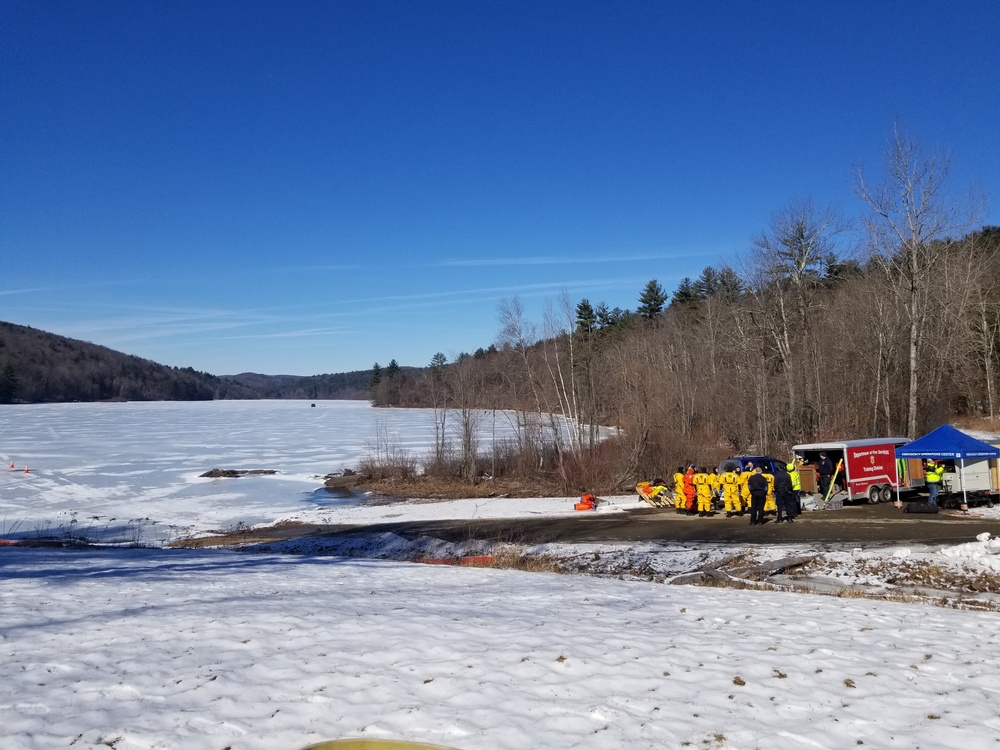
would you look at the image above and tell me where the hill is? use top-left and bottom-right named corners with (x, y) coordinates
top-left (0, 321), bottom-right (369, 403)
top-left (223, 370), bottom-right (372, 400)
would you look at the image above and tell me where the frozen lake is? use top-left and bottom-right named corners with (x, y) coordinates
top-left (0, 400), bottom-right (580, 544)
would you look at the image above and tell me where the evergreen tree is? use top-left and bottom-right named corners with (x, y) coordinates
top-left (575, 298), bottom-right (597, 334)
top-left (0, 364), bottom-right (18, 403)
top-left (385, 359), bottom-right (401, 379)
top-left (670, 277), bottom-right (699, 308)
top-left (714, 265), bottom-right (745, 303)
top-left (822, 258), bottom-right (863, 287)
top-left (369, 362), bottom-right (382, 390)
top-left (637, 279), bottom-right (667, 320)
top-left (691, 267), bottom-right (719, 299)
top-left (429, 352), bottom-right (447, 372)
top-left (595, 302), bottom-right (612, 329)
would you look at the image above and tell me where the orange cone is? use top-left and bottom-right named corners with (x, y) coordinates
top-left (23, 466), bottom-right (29, 474)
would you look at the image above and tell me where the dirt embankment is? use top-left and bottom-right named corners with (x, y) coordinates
top-left (356, 474), bottom-right (570, 500)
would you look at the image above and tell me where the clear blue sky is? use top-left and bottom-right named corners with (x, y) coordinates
top-left (2, 1), bottom-right (998, 376)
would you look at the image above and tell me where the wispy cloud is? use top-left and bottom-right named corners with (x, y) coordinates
top-left (439, 252), bottom-right (692, 268)
top-left (201, 326), bottom-right (355, 342)
top-left (0, 286), bottom-right (60, 297)
top-left (275, 264), bottom-right (365, 273)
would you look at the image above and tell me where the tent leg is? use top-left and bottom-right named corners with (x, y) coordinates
top-left (961, 458), bottom-right (968, 513)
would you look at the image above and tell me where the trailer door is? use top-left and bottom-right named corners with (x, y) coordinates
top-left (845, 444), bottom-right (898, 500)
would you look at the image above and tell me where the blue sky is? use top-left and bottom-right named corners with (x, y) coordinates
top-left (2, 1), bottom-right (999, 376)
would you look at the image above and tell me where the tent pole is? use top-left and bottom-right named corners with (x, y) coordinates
top-left (894, 457), bottom-right (902, 508)
top-left (960, 457), bottom-right (968, 513)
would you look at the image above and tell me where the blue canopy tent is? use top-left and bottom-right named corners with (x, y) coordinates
top-left (895, 424), bottom-right (1000, 509)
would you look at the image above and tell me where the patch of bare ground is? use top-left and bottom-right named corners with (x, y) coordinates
top-left (356, 474), bottom-right (567, 501)
top-left (171, 520), bottom-right (320, 549)
top-left (199, 468), bottom-right (278, 478)
top-left (793, 557), bottom-right (1000, 608)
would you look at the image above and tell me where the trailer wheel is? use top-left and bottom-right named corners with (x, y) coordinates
top-left (988, 497), bottom-right (996, 509)
top-left (881, 486), bottom-right (894, 503)
top-left (868, 485), bottom-right (881, 504)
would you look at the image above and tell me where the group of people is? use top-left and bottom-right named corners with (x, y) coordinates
top-left (648, 461), bottom-right (803, 525)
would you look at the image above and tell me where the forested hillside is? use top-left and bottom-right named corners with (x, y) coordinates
top-left (0, 322), bottom-right (253, 402)
top-left (0, 322), bottom-right (370, 403)
top-left (225, 370), bottom-right (372, 400)
top-left (368, 132), bottom-right (1000, 490)
top-left (372, 221), bottom-right (1000, 488)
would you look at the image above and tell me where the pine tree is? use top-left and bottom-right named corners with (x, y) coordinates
top-left (595, 302), bottom-right (612, 329)
top-left (0, 364), bottom-right (17, 403)
top-left (429, 352), bottom-right (447, 372)
top-left (637, 279), bottom-right (667, 320)
top-left (691, 267), bottom-right (719, 299)
top-left (670, 277), bottom-right (699, 308)
top-left (575, 299), bottom-right (597, 334)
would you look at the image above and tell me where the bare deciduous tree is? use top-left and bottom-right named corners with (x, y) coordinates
top-left (855, 124), bottom-right (976, 436)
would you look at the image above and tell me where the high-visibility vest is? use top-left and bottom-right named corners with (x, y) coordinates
top-left (789, 469), bottom-right (801, 491)
top-left (926, 464), bottom-right (945, 484)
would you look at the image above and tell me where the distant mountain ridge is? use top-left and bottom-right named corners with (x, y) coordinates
top-left (222, 370), bottom-right (371, 400)
top-left (0, 321), bottom-right (370, 403)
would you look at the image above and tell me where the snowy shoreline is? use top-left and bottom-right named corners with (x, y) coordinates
top-left (4, 402), bottom-right (1000, 748)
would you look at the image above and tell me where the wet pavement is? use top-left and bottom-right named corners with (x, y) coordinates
top-left (199, 500), bottom-right (1000, 549)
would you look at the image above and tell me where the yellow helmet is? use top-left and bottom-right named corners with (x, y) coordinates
top-left (786, 462), bottom-right (795, 471)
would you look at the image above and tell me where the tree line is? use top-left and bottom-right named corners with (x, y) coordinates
top-left (0, 321), bottom-right (371, 403)
top-left (368, 128), bottom-right (1000, 490)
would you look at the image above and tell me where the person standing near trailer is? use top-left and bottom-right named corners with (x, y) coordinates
top-left (925, 459), bottom-right (945, 506)
top-left (817, 452), bottom-right (834, 499)
top-left (787, 462), bottom-right (801, 518)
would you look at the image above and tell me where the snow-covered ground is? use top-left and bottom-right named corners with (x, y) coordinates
top-left (3, 401), bottom-right (1000, 749)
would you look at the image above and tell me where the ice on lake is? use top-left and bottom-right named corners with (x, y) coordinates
top-left (0, 400), bottom-right (576, 544)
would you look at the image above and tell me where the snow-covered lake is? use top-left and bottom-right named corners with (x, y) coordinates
top-left (4, 401), bottom-right (1000, 750)
top-left (0, 400), bottom-right (621, 544)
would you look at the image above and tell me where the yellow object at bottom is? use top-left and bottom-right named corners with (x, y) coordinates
top-left (303, 740), bottom-right (460, 750)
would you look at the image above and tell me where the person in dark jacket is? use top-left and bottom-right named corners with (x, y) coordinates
top-left (817, 452), bottom-right (835, 499)
top-left (773, 463), bottom-right (795, 523)
top-left (747, 466), bottom-right (769, 526)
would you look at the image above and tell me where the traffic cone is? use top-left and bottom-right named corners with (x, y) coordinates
top-left (9, 462), bottom-right (13, 469)
top-left (23, 466), bottom-right (29, 474)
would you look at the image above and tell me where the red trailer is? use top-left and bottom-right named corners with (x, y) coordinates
top-left (792, 438), bottom-right (911, 503)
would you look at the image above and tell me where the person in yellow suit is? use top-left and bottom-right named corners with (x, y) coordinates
top-left (708, 468), bottom-right (721, 510)
top-left (694, 466), bottom-right (713, 516)
top-left (763, 467), bottom-right (777, 514)
top-left (739, 462), bottom-right (754, 510)
top-left (720, 467), bottom-right (742, 516)
top-left (673, 466), bottom-right (686, 514)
